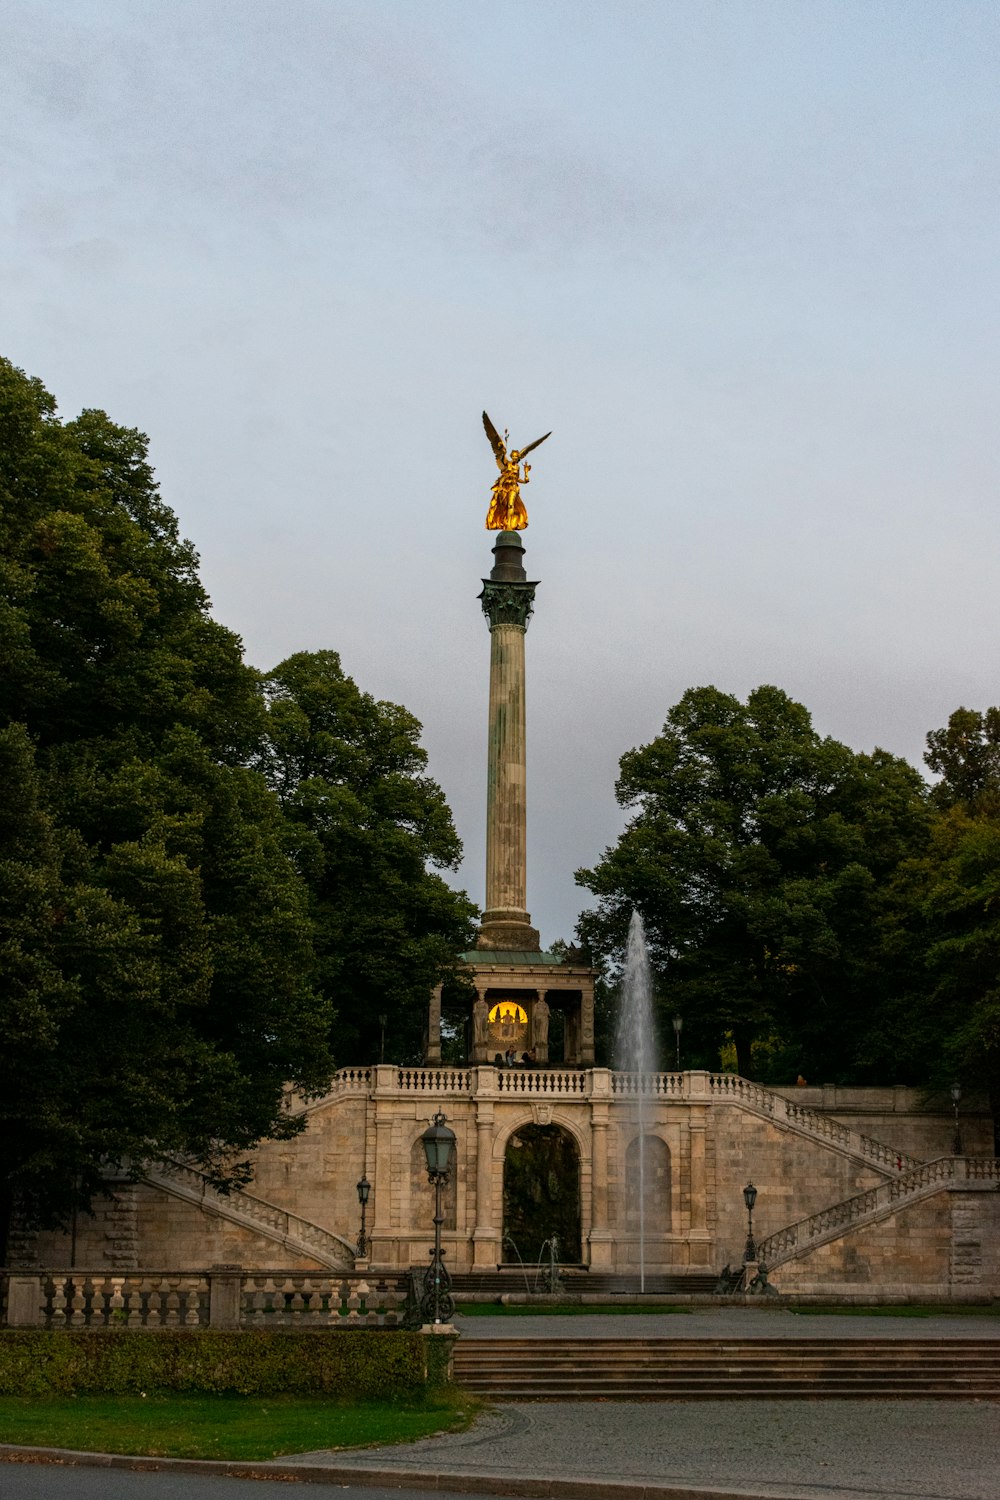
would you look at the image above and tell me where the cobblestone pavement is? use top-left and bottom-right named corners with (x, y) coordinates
top-left (295, 1396), bottom-right (1000, 1500)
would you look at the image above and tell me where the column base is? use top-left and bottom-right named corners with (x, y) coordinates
top-left (477, 910), bottom-right (540, 951)
top-left (473, 1229), bottom-right (501, 1268)
top-left (587, 1230), bottom-right (615, 1270)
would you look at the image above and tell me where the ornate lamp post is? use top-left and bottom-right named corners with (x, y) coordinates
top-left (742, 1181), bottom-right (758, 1263)
top-left (421, 1111), bottom-right (457, 1324)
top-left (355, 1174), bottom-right (370, 1259)
top-left (950, 1083), bottom-right (963, 1157)
top-left (672, 1014), bottom-right (683, 1071)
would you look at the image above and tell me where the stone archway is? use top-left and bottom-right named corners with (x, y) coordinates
top-left (503, 1123), bottom-right (581, 1263)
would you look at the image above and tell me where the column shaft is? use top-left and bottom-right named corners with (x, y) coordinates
top-left (485, 621), bottom-right (527, 918)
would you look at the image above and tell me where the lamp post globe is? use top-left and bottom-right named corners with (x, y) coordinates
top-left (950, 1083), bottom-right (963, 1157)
top-left (421, 1112), bottom-right (457, 1178)
top-left (672, 1014), bottom-right (683, 1071)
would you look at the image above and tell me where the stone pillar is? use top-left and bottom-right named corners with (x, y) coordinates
top-left (580, 985), bottom-right (595, 1066)
top-left (478, 532), bottom-right (540, 951)
top-left (4, 1275), bottom-right (42, 1327)
top-left (369, 1068), bottom-right (397, 1266)
top-left (425, 983), bottom-right (442, 1064)
top-left (472, 1100), bottom-right (499, 1267)
top-left (688, 1109), bottom-right (707, 1234)
top-left (588, 1072), bottom-right (614, 1268)
top-left (209, 1266), bottom-right (242, 1328)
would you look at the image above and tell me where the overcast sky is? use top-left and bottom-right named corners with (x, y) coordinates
top-left (4, 1), bottom-right (1000, 945)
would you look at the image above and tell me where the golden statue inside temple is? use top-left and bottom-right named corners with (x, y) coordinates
top-left (482, 411), bottom-right (551, 530)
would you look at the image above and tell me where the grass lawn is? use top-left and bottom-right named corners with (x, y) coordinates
top-left (456, 1302), bottom-right (691, 1316)
top-left (0, 1391), bottom-right (476, 1461)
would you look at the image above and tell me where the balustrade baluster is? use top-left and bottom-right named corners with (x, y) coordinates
top-left (146, 1281), bottom-right (162, 1329)
top-left (69, 1276), bottom-right (86, 1328)
top-left (50, 1278), bottom-right (67, 1328)
top-left (124, 1278), bottom-right (143, 1328)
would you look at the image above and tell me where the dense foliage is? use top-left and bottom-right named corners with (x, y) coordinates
top-left (886, 709), bottom-right (1000, 1131)
top-left (576, 686), bottom-right (1000, 1135)
top-left (0, 1329), bottom-right (453, 1395)
top-left (257, 650), bottom-right (478, 1063)
top-left (0, 356), bottom-right (474, 1258)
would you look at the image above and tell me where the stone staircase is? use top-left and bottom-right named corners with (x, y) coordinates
top-left (705, 1073), bottom-right (923, 1177)
top-left (143, 1158), bottom-right (355, 1271)
top-left (757, 1155), bottom-right (1000, 1270)
top-left (453, 1337), bottom-right (1000, 1399)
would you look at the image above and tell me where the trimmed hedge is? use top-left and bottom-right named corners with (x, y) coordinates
top-left (0, 1329), bottom-right (456, 1397)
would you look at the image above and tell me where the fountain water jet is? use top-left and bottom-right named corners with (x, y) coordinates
top-left (614, 910), bottom-right (659, 1292)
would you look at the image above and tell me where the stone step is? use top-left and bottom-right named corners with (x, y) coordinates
top-left (453, 1338), bottom-right (1000, 1399)
top-left (455, 1344), bottom-right (1000, 1356)
top-left (458, 1385), bottom-right (1000, 1400)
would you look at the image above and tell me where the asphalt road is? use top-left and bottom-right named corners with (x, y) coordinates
top-left (0, 1467), bottom-right (469, 1500)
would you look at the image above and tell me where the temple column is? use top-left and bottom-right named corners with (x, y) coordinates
top-left (425, 983), bottom-right (442, 1064)
top-left (580, 985), bottom-right (595, 1065)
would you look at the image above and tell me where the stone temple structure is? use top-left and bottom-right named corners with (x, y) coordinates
top-left (18, 518), bottom-right (1000, 1301)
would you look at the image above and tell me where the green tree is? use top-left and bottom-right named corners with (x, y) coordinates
top-left (258, 650), bottom-right (478, 1064)
top-left (0, 356), bottom-right (333, 1260)
top-left (925, 706), bottom-right (1000, 813)
top-left (875, 707), bottom-right (1000, 1142)
top-left (576, 685), bottom-right (929, 1080)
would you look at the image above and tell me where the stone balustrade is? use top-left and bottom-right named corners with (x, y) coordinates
top-left (292, 1067), bottom-right (933, 1179)
top-left (144, 1159), bottom-right (355, 1269)
top-left (0, 1270), bottom-right (409, 1329)
top-left (611, 1072), bottom-right (684, 1096)
top-left (756, 1156), bottom-right (1000, 1266)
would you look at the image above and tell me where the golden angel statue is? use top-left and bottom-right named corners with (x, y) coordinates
top-left (482, 411), bottom-right (551, 530)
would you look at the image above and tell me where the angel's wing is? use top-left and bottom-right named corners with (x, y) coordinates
top-left (516, 431), bottom-right (551, 461)
top-left (482, 411), bottom-right (507, 469)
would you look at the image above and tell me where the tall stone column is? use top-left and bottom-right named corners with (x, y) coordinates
top-left (478, 532), bottom-right (540, 950)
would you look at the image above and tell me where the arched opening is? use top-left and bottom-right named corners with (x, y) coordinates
top-left (624, 1134), bottom-right (671, 1235)
top-left (503, 1123), bottom-right (581, 1263)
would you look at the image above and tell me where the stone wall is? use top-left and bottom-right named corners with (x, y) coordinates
top-left (771, 1185), bottom-right (1000, 1300)
top-left (11, 1067), bottom-right (997, 1299)
top-left (771, 1085), bottom-right (994, 1158)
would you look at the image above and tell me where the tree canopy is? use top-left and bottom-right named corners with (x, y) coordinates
top-left (875, 706), bottom-right (1000, 1135)
top-left (576, 685), bottom-right (931, 1081)
top-left (257, 650), bottom-right (478, 1064)
top-left (0, 353), bottom-right (481, 1257)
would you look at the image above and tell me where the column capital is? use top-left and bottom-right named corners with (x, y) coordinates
top-left (480, 579), bottom-right (536, 630)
